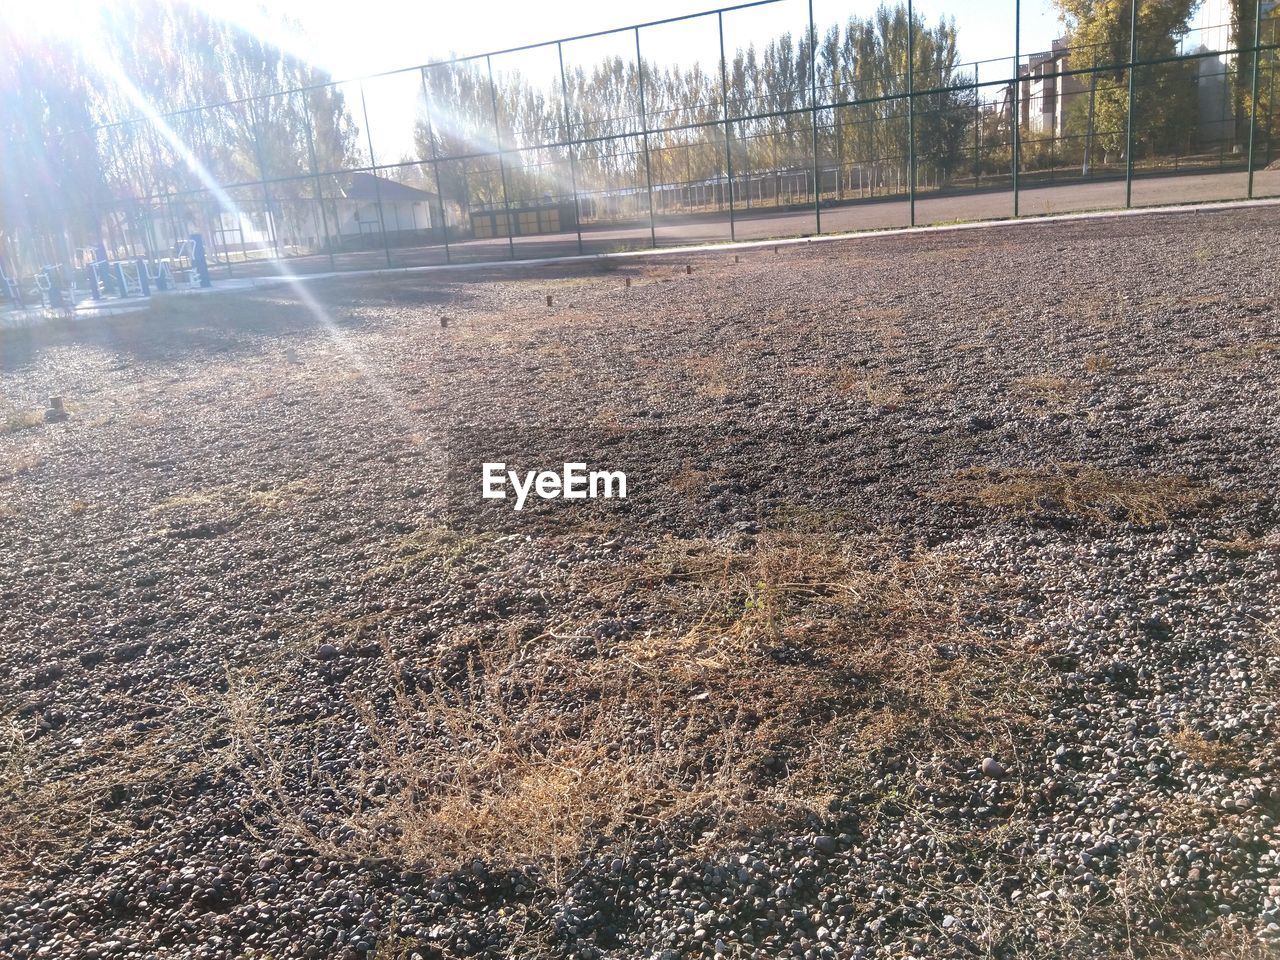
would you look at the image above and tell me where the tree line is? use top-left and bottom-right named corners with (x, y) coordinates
top-left (415, 5), bottom-right (971, 217)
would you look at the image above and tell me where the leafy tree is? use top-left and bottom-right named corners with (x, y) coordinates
top-left (0, 1), bottom-right (363, 265)
top-left (1230, 0), bottom-right (1280, 157)
top-left (0, 25), bottom-right (103, 270)
top-left (1056, 0), bottom-right (1199, 160)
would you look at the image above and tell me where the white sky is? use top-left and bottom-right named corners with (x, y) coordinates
top-left (255, 0), bottom-right (1065, 80)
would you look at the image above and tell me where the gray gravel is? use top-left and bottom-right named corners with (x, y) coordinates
top-left (1, 206), bottom-right (1278, 958)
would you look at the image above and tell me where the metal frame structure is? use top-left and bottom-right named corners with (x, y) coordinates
top-left (42, 0), bottom-right (1280, 278)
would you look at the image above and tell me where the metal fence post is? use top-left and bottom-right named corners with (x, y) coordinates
top-left (974, 61), bottom-right (981, 189)
top-left (300, 91), bottom-right (337, 270)
top-left (1247, 0), bottom-right (1263, 198)
top-left (1270, 38), bottom-right (1277, 168)
top-left (1013, 0), bottom-right (1020, 217)
top-left (907, 0), bottom-right (916, 226)
top-left (419, 68), bottom-right (453, 264)
top-left (485, 56), bottom-right (517, 260)
top-left (809, 0), bottom-right (822, 233)
top-left (718, 11), bottom-right (737, 241)
top-left (1084, 49), bottom-right (1098, 176)
top-left (192, 109), bottom-right (232, 279)
top-left (635, 27), bottom-right (658, 249)
top-left (358, 82), bottom-right (394, 267)
top-left (557, 42), bottom-right (586, 255)
top-left (1124, 0), bottom-right (1138, 208)
top-left (246, 97), bottom-right (283, 261)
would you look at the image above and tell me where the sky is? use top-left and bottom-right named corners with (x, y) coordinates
top-left (236, 0), bottom-right (1066, 81)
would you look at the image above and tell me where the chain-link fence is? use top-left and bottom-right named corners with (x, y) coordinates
top-left (7, 0), bottom-right (1280, 285)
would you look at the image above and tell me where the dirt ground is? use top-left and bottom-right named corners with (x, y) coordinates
top-left (1, 206), bottom-right (1278, 959)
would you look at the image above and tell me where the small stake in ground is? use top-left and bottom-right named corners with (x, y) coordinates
top-left (625, 277), bottom-right (631, 288)
top-left (734, 255), bottom-right (739, 264)
top-left (439, 316), bottom-right (449, 328)
top-left (546, 295), bottom-right (553, 306)
top-left (685, 265), bottom-right (693, 275)
top-left (45, 397), bottom-right (67, 422)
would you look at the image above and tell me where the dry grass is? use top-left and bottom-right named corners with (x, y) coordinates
top-left (0, 698), bottom-right (218, 893)
top-left (245, 479), bottom-right (321, 510)
top-left (829, 368), bottom-right (904, 410)
top-left (683, 355), bottom-right (733, 400)
top-left (1083, 353), bottom-right (1115, 374)
top-left (1, 408), bottom-right (44, 435)
top-left (669, 464), bottom-right (725, 497)
top-left (1204, 530), bottom-right (1280, 554)
top-left (226, 639), bottom-right (763, 885)
top-left (376, 524), bottom-right (496, 575)
top-left (0, 449), bottom-right (44, 482)
top-left (1171, 728), bottom-right (1250, 772)
top-left (616, 533), bottom-right (1038, 767)
top-left (226, 530), bottom-right (1038, 884)
top-left (1011, 373), bottom-right (1081, 412)
top-left (912, 827), bottom-right (1278, 960)
top-left (1197, 341), bottom-right (1280, 370)
top-left (151, 479), bottom-right (321, 516)
top-left (939, 465), bottom-right (1218, 525)
top-left (1139, 924), bottom-right (1280, 960)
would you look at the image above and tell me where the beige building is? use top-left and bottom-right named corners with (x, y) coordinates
top-left (1002, 38), bottom-right (1087, 139)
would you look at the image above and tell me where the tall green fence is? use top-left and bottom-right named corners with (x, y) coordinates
top-left (20, 0), bottom-right (1280, 279)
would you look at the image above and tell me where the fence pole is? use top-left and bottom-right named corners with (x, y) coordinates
top-left (485, 56), bottom-right (517, 260)
top-left (1124, 0), bottom-right (1138, 208)
top-left (809, 0), bottom-right (822, 233)
top-left (906, 0), bottom-right (916, 225)
top-left (1084, 50), bottom-right (1097, 176)
top-left (419, 69), bottom-right (453, 264)
top-left (358, 83), bottom-right (394, 267)
top-left (974, 61), bottom-right (981, 190)
top-left (1013, 0), bottom-right (1021, 217)
top-left (1270, 42), bottom-right (1277, 168)
top-left (300, 92), bottom-right (337, 271)
top-left (556, 42), bottom-right (586, 256)
top-left (246, 97), bottom-right (283, 261)
top-left (1247, 0), bottom-right (1263, 198)
top-left (635, 27), bottom-right (658, 249)
top-left (192, 110), bottom-right (232, 279)
top-left (718, 11), bottom-right (737, 241)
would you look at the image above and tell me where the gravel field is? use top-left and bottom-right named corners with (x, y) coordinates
top-left (1, 206), bottom-right (1278, 959)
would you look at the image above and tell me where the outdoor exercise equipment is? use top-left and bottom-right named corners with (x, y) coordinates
top-left (1, 262), bottom-right (22, 307)
top-left (1, 234), bottom-right (214, 318)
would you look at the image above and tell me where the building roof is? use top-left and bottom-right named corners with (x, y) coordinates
top-left (342, 172), bottom-right (436, 203)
